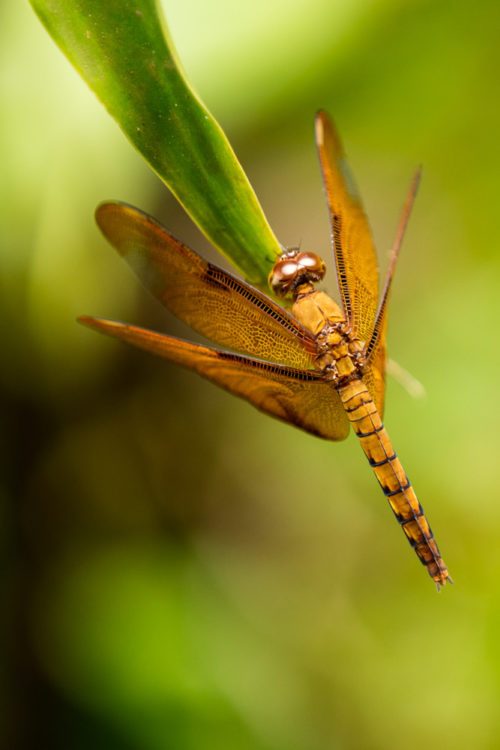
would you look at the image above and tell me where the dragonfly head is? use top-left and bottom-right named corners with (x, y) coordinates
top-left (269, 249), bottom-right (326, 298)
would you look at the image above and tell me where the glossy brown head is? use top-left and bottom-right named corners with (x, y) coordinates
top-left (269, 249), bottom-right (326, 298)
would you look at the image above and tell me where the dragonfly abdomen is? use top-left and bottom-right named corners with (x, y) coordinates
top-left (338, 379), bottom-right (450, 589)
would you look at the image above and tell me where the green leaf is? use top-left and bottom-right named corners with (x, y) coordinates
top-left (30, 0), bottom-right (282, 287)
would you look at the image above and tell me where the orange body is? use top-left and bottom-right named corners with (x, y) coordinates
top-left (289, 283), bottom-right (450, 588)
top-left (80, 110), bottom-right (451, 588)
top-left (339, 380), bottom-right (448, 586)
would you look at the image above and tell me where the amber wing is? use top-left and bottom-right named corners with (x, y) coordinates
top-left (315, 111), bottom-right (379, 343)
top-left (362, 316), bottom-right (387, 416)
top-left (315, 110), bottom-right (386, 413)
top-left (79, 317), bottom-right (350, 441)
top-left (96, 202), bottom-right (316, 370)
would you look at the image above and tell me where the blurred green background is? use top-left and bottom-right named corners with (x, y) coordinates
top-left (3, 0), bottom-right (500, 748)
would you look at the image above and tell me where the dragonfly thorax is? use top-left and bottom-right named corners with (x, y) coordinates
top-left (288, 284), bottom-right (366, 383)
top-left (269, 248), bottom-right (326, 298)
top-left (270, 247), bottom-right (367, 383)
top-left (314, 323), bottom-right (366, 382)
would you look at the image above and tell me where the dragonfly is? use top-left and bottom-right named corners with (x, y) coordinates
top-left (79, 110), bottom-right (451, 589)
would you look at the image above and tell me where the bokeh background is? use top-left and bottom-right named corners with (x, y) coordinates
top-left (3, 0), bottom-right (500, 748)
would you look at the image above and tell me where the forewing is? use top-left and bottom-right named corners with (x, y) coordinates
top-left (96, 202), bottom-right (316, 369)
top-left (315, 111), bottom-right (379, 345)
top-left (79, 316), bottom-right (349, 441)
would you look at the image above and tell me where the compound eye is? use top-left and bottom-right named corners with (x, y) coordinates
top-left (268, 258), bottom-right (300, 297)
top-left (277, 260), bottom-right (299, 279)
top-left (298, 255), bottom-right (317, 269)
top-left (269, 249), bottom-right (326, 298)
top-left (296, 252), bottom-right (326, 277)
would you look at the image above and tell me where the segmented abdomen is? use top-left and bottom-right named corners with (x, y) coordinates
top-left (338, 379), bottom-right (451, 588)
